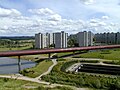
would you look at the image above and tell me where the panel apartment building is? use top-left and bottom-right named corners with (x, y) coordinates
top-left (54, 31), bottom-right (68, 48)
top-left (95, 32), bottom-right (120, 44)
top-left (70, 31), bottom-right (94, 47)
top-left (35, 31), bottom-right (68, 49)
top-left (35, 33), bottom-right (53, 49)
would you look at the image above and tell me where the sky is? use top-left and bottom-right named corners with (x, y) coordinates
top-left (0, 0), bottom-right (120, 36)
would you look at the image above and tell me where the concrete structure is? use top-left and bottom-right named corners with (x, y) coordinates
top-left (46, 33), bottom-right (53, 48)
top-left (75, 31), bottom-right (94, 47)
top-left (35, 31), bottom-right (68, 49)
top-left (35, 33), bottom-right (43, 49)
top-left (116, 32), bottom-right (120, 44)
top-left (95, 32), bottom-right (120, 44)
top-left (88, 31), bottom-right (94, 46)
top-left (76, 31), bottom-right (88, 47)
top-left (54, 31), bottom-right (68, 48)
top-left (35, 31), bottom-right (94, 49)
top-left (35, 33), bottom-right (53, 49)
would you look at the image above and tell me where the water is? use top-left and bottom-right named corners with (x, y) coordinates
top-left (0, 57), bottom-right (36, 74)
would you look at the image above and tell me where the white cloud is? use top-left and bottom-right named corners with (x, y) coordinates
top-left (29, 8), bottom-right (62, 21)
top-left (79, 0), bottom-right (95, 5)
top-left (28, 8), bottom-right (55, 16)
top-left (102, 16), bottom-right (109, 20)
top-left (0, 8), bottom-right (120, 36)
top-left (48, 14), bottom-right (62, 21)
top-left (0, 8), bottom-right (21, 17)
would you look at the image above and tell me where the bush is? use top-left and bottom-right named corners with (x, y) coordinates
top-left (61, 60), bottom-right (79, 72)
top-left (103, 60), bottom-right (120, 65)
top-left (100, 50), bottom-right (111, 54)
top-left (80, 60), bottom-right (99, 63)
top-left (42, 59), bottom-right (120, 90)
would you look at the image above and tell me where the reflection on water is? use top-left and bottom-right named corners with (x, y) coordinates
top-left (0, 57), bottom-right (36, 74)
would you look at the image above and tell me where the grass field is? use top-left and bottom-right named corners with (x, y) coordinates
top-left (0, 78), bottom-right (39, 90)
top-left (42, 58), bottom-right (120, 90)
top-left (21, 60), bottom-right (53, 78)
top-left (73, 49), bottom-right (120, 60)
top-left (0, 39), bottom-right (34, 51)
top-left (0, 78), bottom-right (73, 90)
top-left (0, 44), bottom-right (33, 51)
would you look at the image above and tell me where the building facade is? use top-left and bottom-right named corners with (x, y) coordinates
top-left (88, 31), bottom-right (94, 46)
top-left (35, 33), bottom-right (43, 49)
top-left (95, 32), bottom-right (120, 44)
top-left (35, 33), bottom-right (53, 49)
top-left (76, 31), bottom-right (88, 47)
top-left (75, 31), bottom-right (94, 47)
top-left (35, 31), bottom-right (68, 49)
top-left (54, 31), bottom-right (68, 48)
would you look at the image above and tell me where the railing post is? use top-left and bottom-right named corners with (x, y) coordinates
top-left (73, 51), bottom-right (75, 55)
top-left (18, 56), bottom-right (21, 72)
top-left (48, 53), bottom-right (51, 60)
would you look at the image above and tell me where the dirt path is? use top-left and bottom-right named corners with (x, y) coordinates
top-left (0, 57), bottom-right (90, 90)
top-left (35, 59), bottom-right (57, 80)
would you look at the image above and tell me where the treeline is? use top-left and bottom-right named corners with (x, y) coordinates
top-left (0, 36), bottom-right (34, 40)
top-left (42, 59), bottom-right (120, 90)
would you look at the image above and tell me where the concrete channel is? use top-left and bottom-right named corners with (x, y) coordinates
top-left (77, 64), bottom-right (120, 75)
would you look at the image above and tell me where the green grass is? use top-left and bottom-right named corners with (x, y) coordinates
top-left (0, 78), bottom-right (40, 90)
top-left (42, 59), bottom-right (120, 90)
top-left (73, 49), bottom-right (120, 60)
top-left (0, 45), bottom-right (33, 51)
top-left (0, 40), bottom-right (33, 51)
top-left (0, 78), bottom-right (73, 90)
top-left (103, 60), bottom-right (120, 65)
top-left (56, 52), bottom-right (74, 57)
top-left (21, 60), bottom-right (53, 78)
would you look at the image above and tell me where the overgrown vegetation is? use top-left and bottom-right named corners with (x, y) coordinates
top-left (73, 49), bottom-right (120, 60)
top-left (0, 78), bottom-right (73, 90)
top-left (0, 38), bottom-right (34, 51)
top-left (20, 60), bottom-right (53, 78)
top-left (0, 77), bottom-right (39, 90)
top-left (61, 60), bottom-right (79, 72)
top-left (80, 60), bottom-right (99, 63)
top-left (103, 60), bottom-right (120, 65)
top-left (42, 59), bottom-right (120, 90)
top-left (36, 86), bottom-right (73, 90)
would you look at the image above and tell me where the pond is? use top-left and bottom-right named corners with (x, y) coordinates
top-left (0, 57), bottom-right (36, 74)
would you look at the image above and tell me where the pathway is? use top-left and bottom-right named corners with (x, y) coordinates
top-left (35, 59), bottom-right (57, 80)
top-left (0, 57), bottom-right (93, 90)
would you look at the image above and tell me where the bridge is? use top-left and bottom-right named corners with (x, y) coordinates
top-left (0, 45), bottom-right (120, 72)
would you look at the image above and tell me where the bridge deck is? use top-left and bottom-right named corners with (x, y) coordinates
top-left (0, 45), bottom-right (120, 57)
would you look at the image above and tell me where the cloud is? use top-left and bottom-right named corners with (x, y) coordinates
top-left (79, 0), bottom-right (95, 5)
top-left (0, 7), bottom-right (120, 36)
top-left (102, 16), bottom-right (109, 20)
top-left (0, 8), bottom-right (21, 17)
top-left (48, 14), bottom-right (62, 21)
top-left (29, 8), bottom-right (62, 21)
top-left (28, 8), bottom-right (55, 16)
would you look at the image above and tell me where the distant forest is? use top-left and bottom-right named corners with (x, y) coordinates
top-left (0, 36), bottom-right (35, 40)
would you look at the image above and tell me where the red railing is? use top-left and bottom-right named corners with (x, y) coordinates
top-left (0, 45), bottom-right (120, 57)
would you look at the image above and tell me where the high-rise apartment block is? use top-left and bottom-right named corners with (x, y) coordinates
top-left (35, 33), bottom-right (53, 49)
top-left (74, 31), bottom-right (94, 47)
top-left (95, 32), bottom-right (120, 44)
top-left (76, 31), bottom-right (88, 47)
top-left (35, 33), bottom-right (43, 49)
top-left (35, 31), bottom-right (68, 49)
top-left (54, 31), bottom-right (68, 48)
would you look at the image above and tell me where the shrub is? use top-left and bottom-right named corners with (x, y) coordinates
top-left (61, 60), bottom-right (79, 72)
top-left (80, 60), bottom-right (99, 63)
top-left (42, 59), bottom-right (120, 90)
